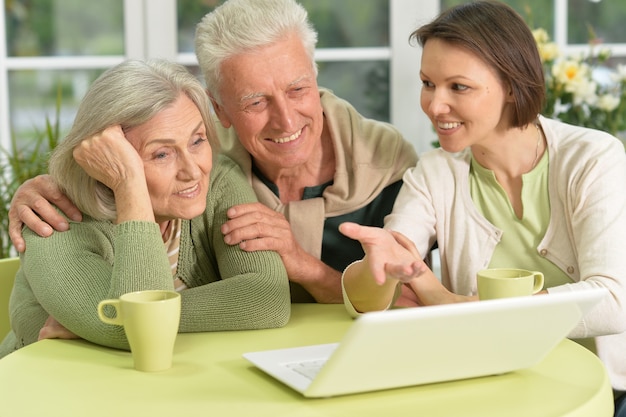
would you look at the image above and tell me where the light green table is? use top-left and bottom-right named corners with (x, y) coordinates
top-left (0, 304), bottom-right (614, 416)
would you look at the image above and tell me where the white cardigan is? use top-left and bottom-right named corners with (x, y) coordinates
top-left (384, 116), bottom-right (626, 390)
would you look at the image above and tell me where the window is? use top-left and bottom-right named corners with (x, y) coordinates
top-left (2, 0), bottom-right (626, 158)
top-left (2, 1), bottom-right (124, 144)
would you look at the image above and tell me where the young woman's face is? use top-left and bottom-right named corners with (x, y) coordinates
top-left (125, 95), bottom-right (212, 223)
top-left (419, 38), bottom-right (513, 153)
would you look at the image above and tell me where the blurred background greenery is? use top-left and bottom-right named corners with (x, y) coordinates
top-left (3, 0), bottom-right (626, 158)
top-left (4, 0), bottom-right (626, 145)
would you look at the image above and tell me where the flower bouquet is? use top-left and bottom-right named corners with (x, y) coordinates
top-left (533, 27), bottom-right (626, 138)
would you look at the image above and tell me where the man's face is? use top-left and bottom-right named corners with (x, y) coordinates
top-left (212, 32), bottom-right (324, 179)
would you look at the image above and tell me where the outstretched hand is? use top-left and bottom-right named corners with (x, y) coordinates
top-left (338, 222), bottom-right (427, 285)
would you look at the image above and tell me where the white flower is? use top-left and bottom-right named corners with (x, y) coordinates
top-left (597, 93), bottom-right (620, 112)
top-left (552, 59), bottom-right (590, 86)
top-left (533, 26), bottom-right (626, 135)
top-left (537, 42), bottom-right (559, 62)
top-left (569, 78), bottom-right (598, 106)
top-left (532, 28), bottom-right (549, 44)
top-left (610, 64), bottom-right (626, 83)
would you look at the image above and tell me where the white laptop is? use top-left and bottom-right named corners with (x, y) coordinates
top-left (243, 288), bottom-right (607, 398)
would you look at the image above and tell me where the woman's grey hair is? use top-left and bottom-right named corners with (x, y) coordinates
top-left (48, 59), bottom-right (217, 221)
top-left (194, 0), bottom-right (318, 103)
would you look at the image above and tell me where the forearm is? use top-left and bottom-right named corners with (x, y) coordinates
top-left (7, 281), bottom-right (50, 350)
top-left (114, 180), bottom-right (155, 223)
top-left (179, 159), bottom-right (292, 331)
top-left (406, 269), bottom-right (471, 306)
top-left (26, 221), bottom-right (174, 349)
top-left (286, 252), bottom-right (346, 303)
top-left (178, 243), bottom-right (291, 331)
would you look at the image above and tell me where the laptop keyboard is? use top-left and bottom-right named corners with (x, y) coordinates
top-left (285, 359), bottom-right (327, 380)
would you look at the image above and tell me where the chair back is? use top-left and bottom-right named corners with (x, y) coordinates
top-left (0, 257), bottom-right (20, 340)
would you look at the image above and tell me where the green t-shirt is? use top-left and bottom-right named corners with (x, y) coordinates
top-left (469, 150), bottom-right (571, 288)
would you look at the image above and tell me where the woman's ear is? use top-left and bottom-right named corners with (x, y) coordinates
top-left (506, 84), bottom-right (516, 103)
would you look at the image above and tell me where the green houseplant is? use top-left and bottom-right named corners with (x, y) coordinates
top-left (0, 95), bottom-right (62, 259)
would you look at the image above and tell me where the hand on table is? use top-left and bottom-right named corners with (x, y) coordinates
top-left (38, 316), bottom-right (80, 341)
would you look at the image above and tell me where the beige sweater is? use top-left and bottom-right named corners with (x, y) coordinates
top-left (217, 88), bottom-right (418, 260)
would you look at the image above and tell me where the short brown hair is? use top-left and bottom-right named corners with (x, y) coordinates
top-left (410, 1), bottom-right (544, 128)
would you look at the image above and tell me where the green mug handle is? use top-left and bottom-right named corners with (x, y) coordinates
top-left (532, 272), bottom-right (545, 294)
top-left (97, 299), bottom-right (123, 325)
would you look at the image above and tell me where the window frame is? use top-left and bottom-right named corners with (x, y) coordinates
top-left (2, 0), bottom-right (626, 156)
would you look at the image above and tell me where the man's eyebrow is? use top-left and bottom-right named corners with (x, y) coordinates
top-left (240, 92), bottom-right (265, 103)
top-left (288, 75), bottom-right (311, 87)
top-left (239, 75), bottom-right (313, 103)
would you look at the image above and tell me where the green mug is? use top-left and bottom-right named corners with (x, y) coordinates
top-left (98, 290), bottom-right (181, 372)
top-left (477, 268), bottom-right (544, 301)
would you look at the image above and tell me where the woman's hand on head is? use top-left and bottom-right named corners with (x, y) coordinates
top-left (73, 125), bottom-right (145, 194)
top-left (74, 125), bottom-right (155, 224)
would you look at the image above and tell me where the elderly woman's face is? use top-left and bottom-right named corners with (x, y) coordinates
top-left (125, 95), bottom-right (212, 223)
top-left (212, 32), bottom-right (324, 176)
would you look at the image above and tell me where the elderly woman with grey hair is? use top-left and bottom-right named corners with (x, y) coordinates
top-left (0, 59), bottom-right (290, 358)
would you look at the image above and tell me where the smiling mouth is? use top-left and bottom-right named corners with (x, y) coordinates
top-left (176, 183), bottom-right (199, 196)
top-left (269, 128), bottom-right (302, 144)
top-left (437, 121), bottom-right (463, 130)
